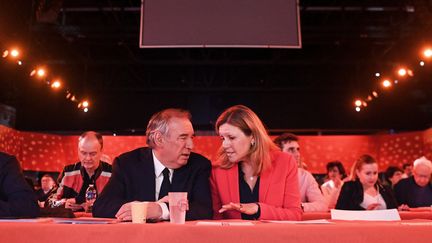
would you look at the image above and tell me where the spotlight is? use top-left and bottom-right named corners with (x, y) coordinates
top-left (362, 101), bottom-right (368, 107)
top-left (382, 79), bottom-right (392, 88)
top-left (37, 68), bottom-right (46, 77)
top-left (83, 108), bottom-right (89, 112)
top-left (372, 91), bottom-right (379, 98)
top-left (355, 107), bottom-right (361, 112)
top-left (17, 60), bottom-right (22, 65)
top-left (2, 50), bottom-right (8, 58)
top-left (10, 49), bottom-right (19, 58)
top-left (367, 95), bottom-right (373, 101)
top-left (397, 68), bottom-right (407, 77)
top-left (51, 80), bottom-right (61, 89)
top-left (375, 73), bottom-right (380, 77)
top-left (424, 48), bottom-right (432, 58)
top-left (420, 61), bottom-right (425, 66)
top-left (354, 99), bottom-right (362, 107)
top-left (82, 100), bottom-right (89, 108)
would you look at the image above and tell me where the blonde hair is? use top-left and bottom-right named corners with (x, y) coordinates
top-left (215, 105), bottom-right (278, 175)
top-left (350, 154), bottom-right (377, 180)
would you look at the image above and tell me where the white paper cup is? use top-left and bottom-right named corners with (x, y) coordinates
top-left (131, 201), bottom-right (147, 224)
top-left (168, 192), bottom-right (188, 224)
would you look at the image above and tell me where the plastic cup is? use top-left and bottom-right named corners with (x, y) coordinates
top-left (131, 201), bottom-right (148, 224)
top-left (168, 192), bottom-right (188, 224)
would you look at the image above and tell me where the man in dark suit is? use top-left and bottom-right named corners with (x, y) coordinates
top-left (0, 152), bottom-right (39, 218)
top-left (93, 108), bottom-right (212, 221)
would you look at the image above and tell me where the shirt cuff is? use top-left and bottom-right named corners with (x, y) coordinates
top-left (158, 202), bottom-right (170, 220)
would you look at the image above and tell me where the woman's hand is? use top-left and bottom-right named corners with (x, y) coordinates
top-left (219, 202), bottom-right (258, 215)
top-left (366, 203), bottom-right (380, 210)
top-left (398, 204), bottom-right (410, 211)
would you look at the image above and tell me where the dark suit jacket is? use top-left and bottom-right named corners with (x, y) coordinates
top-left (0, 152), bottom-right (39, 218)
top-left (93, 147), bottom-right (212, 220)
top-left (335, 180), bottom-right (398, 210)
top-left (393, 176), bottom-right (432, 207)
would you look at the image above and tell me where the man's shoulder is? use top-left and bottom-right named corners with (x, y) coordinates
top-left (115, 147), bottom-right (149, 162)
top-left (63, 162), bottom-right (81, 172)
top-left (187, 152), bottom-right (211, 167)
top-left (394, 177), bottom-right (413, 189)
top-left (0, 152), bottom-right (15, 167)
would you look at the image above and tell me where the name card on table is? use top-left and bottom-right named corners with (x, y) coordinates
top-left (331, 209), bottom-right (401, 221)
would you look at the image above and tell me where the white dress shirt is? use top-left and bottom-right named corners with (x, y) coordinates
top-left (152, 151), bottom-right (173, 220)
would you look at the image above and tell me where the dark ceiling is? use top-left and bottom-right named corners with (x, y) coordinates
top-left (1, 0), bottom-right (432, 134)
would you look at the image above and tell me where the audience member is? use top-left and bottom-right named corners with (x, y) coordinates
top-left (93, 108), bottom-right (212, 221)
top-left (402, 163), bottom-right (413, 178)
top-left (56, 131), bottom-right (112, 211)
top-left (394, 156), bottom-right (432, 208)
top-left (36, 174), bottom-right (57, 205)
top-left (384, 166), bottom-right (403, 188)
top-left (211, 105), bottom-right (302, 220)
top-left (321, 161), bottom-right (347, 209)
top-left (336, 154), bottom-right (397, 210)
top-left (0, 152), bottom-right (39, 218)
top-left (274, 133), bottom-right (328, 212)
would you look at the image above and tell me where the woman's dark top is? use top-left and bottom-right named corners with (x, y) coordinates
top-left (335, 180), bottom-right (398, 210)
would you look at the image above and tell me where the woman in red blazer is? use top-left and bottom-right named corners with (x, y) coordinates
top-left (210, 105), bottom-right (302, 220)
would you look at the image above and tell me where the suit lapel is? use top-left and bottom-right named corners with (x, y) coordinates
top-left (139, 148), bottom-right (157, 201)
top-left (228, 164), bottom-right (240, 203)
top-left (259, 165), bottom-right (274, 202)
top-left (172, 163), bottom-right (188, 192)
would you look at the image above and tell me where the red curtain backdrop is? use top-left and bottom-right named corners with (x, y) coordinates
top-left (1, 125), bottom-right (431, 174)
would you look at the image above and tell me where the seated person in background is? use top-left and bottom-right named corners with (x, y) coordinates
top-left (0, 152), bottom-right (39, 218)
top-left (321, 161), bottom-right (347, 209)
top-left (36, 174), bottom-right (57, 206)
top-left (56, 131), bottom-right (112, 211)
top-left (274, 133), bottom-right (328, 212)
top-left (336, 154), bottom-right (398, 210)
top-left (401, 163), bottom-right (413, 178)
top-left (211, 106), bottom-right (302, 220)
top-left (93, 108), bottom-right (212, 221)
top-left (394, 156), bottom-right (432, 208)
top-left (384, 166), bottom-right (403, 188)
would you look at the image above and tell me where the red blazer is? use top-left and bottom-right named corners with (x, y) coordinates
top-left (210, 150), bottom-right (302, 220)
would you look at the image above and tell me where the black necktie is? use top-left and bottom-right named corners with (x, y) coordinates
top-left (158, 168), bottom-right (171, 200)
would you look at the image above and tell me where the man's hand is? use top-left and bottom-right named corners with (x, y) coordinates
top-left (115, 201), bottom-right (163, 221)
top-left (65, 198), bottom-right (84, 211)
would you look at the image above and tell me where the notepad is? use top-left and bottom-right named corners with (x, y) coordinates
top-left (331, 209), bottom-right (401, 221)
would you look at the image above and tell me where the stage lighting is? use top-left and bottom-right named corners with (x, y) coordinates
top-left (375, 72), bottom-right (380, 77)
top-left (355, 107), bottom-right (361, 112)
top-left (382, 79), bottom-right (392, 88)
top-left (51, 80), bottom-right (61, 89)
top-left (420, 61), bottom-right (425, 66)
top-left (354, 99), bottom-right (362, 107)
top-left (10, 49), bottom-right (19, 58)
top-left (397, 68), bottom-right (407, 77)
top-left (424, 48), bottom-right (432, 58)
top-left (372, 91), bottom-right (378, 98)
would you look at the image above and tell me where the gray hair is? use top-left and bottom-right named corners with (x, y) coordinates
top-left (413, 156), bottom-right (432, 170)
top-left (79, 131), bottom-right (103, 149)
top-left (146, 108), bottom-right (191, 148)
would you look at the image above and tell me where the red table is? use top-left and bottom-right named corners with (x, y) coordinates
top-left (1, 219), bottom-right (432, 243)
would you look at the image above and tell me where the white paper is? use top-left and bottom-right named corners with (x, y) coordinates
top-left (331, 209), bottom-right (401, 221)
top-left (261, 219), bottom-right (331, 224)
top-left (196, 221), bottom-right (254, 226)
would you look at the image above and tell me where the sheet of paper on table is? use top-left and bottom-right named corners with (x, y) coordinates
top-left (53, 217), bottom-right (119, 224)
top-left (331, 209), bottom-right (401, 221)
top-left (0, 218), bottom-right (53, 223)
top-left (196, 221), bottom-right (255, 226)
top-left (261, 219), bottom-right (332, 224)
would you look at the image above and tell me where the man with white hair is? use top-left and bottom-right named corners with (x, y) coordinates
top-left (394, 156), bottom-right (432, 208)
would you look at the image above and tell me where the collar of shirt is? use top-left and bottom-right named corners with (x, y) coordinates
top-left (152, 150), bottom-right (174, 182)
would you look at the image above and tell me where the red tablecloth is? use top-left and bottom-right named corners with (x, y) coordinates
top-left (302, 211), bottom-right (432, 220)
top-left (1, 219), bottom-right (432, 243)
